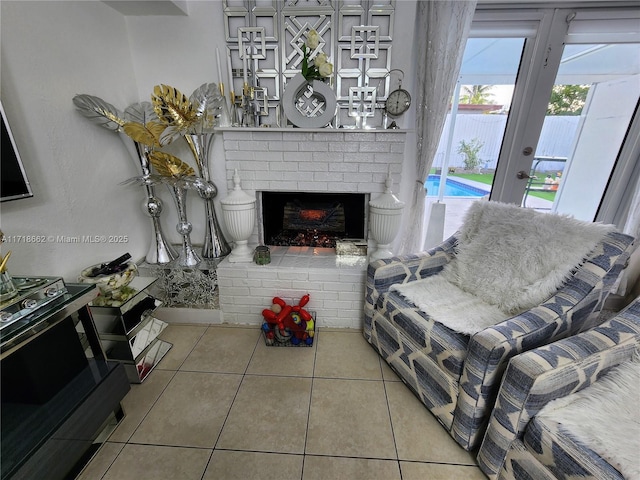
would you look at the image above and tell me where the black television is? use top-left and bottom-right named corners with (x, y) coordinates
top-left (1, 101), bottom-right (33, 202)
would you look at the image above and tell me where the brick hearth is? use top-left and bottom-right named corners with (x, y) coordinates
top-left (217, 246), bottom-right (367, 328)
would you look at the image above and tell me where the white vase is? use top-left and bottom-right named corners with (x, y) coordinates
top-left (220, 170), bottom-right (256, 263)
top-left (369, 175), bottom-right (405, 261)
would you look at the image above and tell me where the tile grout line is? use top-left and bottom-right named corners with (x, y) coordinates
top-left (380, 363), bottom-right (404, 479)
top-left (134, 323), bottom-right (211, 430)
top-left (119, 324), bottom-right (209, 480)
top-left (200, 327), bottom-right (263, 479)
top-left (82, 326), bottom-right (486, 479)
top-left (300, 327), bottom-right (320, 480)
top-left (90, 323), bottom-right (211, 479)
top-left (88, 441), bottom-right (124, 480)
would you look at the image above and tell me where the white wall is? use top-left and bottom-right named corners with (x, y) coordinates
top-left (380, 0), bottom-right (418, 254)
top-left (0, 0), bottom-right (420, 282)
top-left (121, 1), bottom-right (419, 254)
top-left (0, 1), bottom-right (146, 281)
top-left (123, 1), bottom-right (233, 250)
top-left (431, 114), bottom-right (580, 171)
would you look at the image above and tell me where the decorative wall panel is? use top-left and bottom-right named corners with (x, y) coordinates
top-left (222, 0), bottom-right (395, 128)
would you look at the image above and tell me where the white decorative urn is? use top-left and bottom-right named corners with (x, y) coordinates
top-left (368, 175), bottom-right (405, 261)
top-left (220, 170), bottom-right (256, 263)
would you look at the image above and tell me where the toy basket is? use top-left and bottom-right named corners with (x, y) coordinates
top-left (261, 311), bottom-right (316, 347)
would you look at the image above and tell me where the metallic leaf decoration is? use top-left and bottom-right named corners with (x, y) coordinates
top-left (192, 177), bottom-right (218, 198)
top-left (72, 94), bottom-right (125, 132)
top-left (120, 173), bottom-right (200, 190)
top-left (178, 175), bottom-right (207, 191)
top-left (190, 82), bottom-right (223, 132)
top-left (151, 84), bottom-right (197, 132)
top-left (120, 174), bottom-right (165, 187)
top-left (158, 125), bottom-right (182, 146)
top-left (122, 121), bottom-right (166, 148)
top-left (148, 150), bottom-right (195, 178)
top-left (124, 101), bottom-right (159, 124)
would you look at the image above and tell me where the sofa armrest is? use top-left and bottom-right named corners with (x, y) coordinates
top-left (363, 234), bottom-right (457, 333)
top-left (451, 231), bottom-right (634, 451)
top-left (476, 301), bottom-right (640, 479)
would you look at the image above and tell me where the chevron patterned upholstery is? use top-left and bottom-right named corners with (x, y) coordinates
top-left (477, 298), bottom-right (640, 479)
top-left (363, 208), bottom-right (634, 452)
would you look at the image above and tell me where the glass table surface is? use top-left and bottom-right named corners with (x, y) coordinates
top-left (0, 282), bottom-right (97, 357)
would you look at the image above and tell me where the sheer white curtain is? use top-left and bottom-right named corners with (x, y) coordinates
top-left (400, 0), bottom-right (476, 253)
top-left (615, 174), bottom-right (640, 299)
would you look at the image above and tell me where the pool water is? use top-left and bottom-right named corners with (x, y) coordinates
top-left (425, 175), bottom-right (490, 197)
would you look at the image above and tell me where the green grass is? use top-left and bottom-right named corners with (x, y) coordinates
top-left (435, 171), bottom-right (557, 202)
top-left (448, 173), bottom-right (492, 185)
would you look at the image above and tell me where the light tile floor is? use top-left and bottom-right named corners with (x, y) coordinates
top-left (77, 325), bottom-right (487, 480)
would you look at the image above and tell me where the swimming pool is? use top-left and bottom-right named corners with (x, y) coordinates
top-left (425, 175), bottom-right (490, 197)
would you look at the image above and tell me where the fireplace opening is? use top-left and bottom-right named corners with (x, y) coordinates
top-left (260, 192), bottom-right (368, 248)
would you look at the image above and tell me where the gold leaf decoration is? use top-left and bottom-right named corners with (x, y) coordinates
top-left (148, 151), bottom-right (195, 178)
top-left (151, 84), bottom-right (197, 132)
top-left (122, 121), bottom-right (166, 148)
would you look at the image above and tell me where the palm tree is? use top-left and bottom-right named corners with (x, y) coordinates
top-left (547, 85), bottom-right (589, 115)
top-left (460, 85), bottom-right (495, 104)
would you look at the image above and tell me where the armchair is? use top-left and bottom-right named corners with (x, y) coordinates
top-left (363, 200), bottom-right (634, 451)
top-left (477, 297), bottom-right (640, 479)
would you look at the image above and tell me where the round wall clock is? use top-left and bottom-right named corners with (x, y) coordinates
top-left (385, 87), bottom-right (411, 117)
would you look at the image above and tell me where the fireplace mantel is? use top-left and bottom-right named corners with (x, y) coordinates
top-left (216, 127), bottom-right (411, 134)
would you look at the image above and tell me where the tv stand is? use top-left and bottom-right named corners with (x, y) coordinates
top-left (0, 281), bottom-right (130, 480)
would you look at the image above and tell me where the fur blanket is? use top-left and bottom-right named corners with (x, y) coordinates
top-left (392, 201), bottom-right (615, 335)
top-left (391, 275), bottom-right (508, 335)
top-left (536, 353), bottom-right (640, 479)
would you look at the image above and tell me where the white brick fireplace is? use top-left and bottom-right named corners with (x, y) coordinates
top-left (216, 128), bottom-right (407, 328)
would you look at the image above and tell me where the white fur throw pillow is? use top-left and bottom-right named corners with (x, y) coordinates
top-left (537, 351), bottom-right (640, 479)
top-left (441, 201), bottom-right (615, 314)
